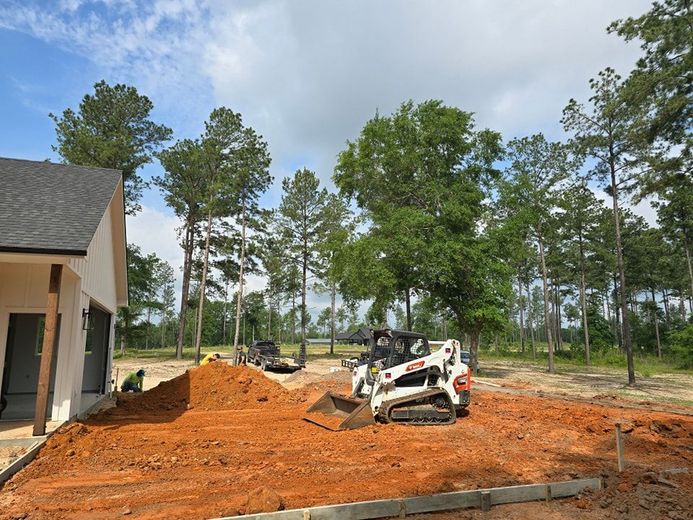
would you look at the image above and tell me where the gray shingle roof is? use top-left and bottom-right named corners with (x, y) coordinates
top-left (0, 157), bottom-right (122, 256)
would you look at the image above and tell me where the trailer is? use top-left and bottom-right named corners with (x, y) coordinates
top-left (247, 340), bottom-right (304, 372)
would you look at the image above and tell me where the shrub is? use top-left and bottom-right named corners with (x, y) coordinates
top-left (670, 324), bottom-right (693, 369)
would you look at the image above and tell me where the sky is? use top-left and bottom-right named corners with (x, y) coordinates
top-left (0, 0), bottom-right (657, 324)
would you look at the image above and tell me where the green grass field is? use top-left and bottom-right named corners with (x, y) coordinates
top-left (480, 342), bottom-right (692, 376)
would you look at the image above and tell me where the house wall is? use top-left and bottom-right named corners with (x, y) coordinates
top-left (0, 263), bottom-right (83, 421)
top-left (0, 198), bottom-right (121, 421)
top-left (68, 202), bottom-right (119, 314)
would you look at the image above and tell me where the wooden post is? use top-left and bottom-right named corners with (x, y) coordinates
top-left (480, 491), bottom-right (491, 512)
top-left (33, 264), bottom-right (63, 436)
top-left (615, 423), bottom-right (625, 472)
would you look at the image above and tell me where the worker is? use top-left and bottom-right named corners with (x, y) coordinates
top-left (200, 352), bottom-right (221, 366)
top-left (121, 369), bottom-right (145, 392)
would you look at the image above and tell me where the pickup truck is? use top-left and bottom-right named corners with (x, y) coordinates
top-left (247, 340), bottom-right (303, 372)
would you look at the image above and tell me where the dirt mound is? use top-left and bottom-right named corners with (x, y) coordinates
top-left (114, 362), bottom-right (290, 413)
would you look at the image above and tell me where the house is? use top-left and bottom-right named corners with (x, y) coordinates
top-left (335, 327), bottom-right (372, 345)
top-left (0, 158), bottom-right (127, 434)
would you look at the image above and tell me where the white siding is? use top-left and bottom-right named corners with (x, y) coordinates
top-left (68, 200), bottom-right (119, 314)
top-left (0, 264), bottom-right (85, 420)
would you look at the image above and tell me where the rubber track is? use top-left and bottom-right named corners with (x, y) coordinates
top-left (378, 388), bottom-right (456, 425)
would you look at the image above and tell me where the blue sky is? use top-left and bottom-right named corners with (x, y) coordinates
top-left (0, 0), bottom-right (655, 320)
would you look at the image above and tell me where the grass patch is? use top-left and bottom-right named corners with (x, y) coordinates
top-left (479, 343), bottom-right (692, 376)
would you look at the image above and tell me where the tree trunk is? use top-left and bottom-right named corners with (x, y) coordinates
top-left (579, 232), bottom-right (590, 365)
top-left (145, 305), bottom-right (151, 349)
top-left (662, 290), bottom-right (670, 321)
top-left (405, 289), bottom-right (412, 331)
top-left (555, 282), bottom-right (563, 352)
top-left (268, 298), bottom-right (272, 340)
top-left (291, 293), bottom-right (296, 345)
top-left (194, 208), bottom-right (213, 365)
top-left (518, 276), bottom-right (525, 352)
top-left (469, 330), bottom-right (480, 376)
top-left (233, 204), bottom-right (247, 360)
top-left (301, 241), bottom-right (308, 345)
top-left (526, 281), bottom-right (536, 359)
top-left (176, 221), bottom-right (195, 359)
top-left (330, 282), bottom-right (336, 355)
top-left (610, 167), bottom-right (635, 385)
top-left (537, 228), bottom-right (555, 373)
top-left (160, 308), bottom-right (166, 348)
top-left (612, 274), bottom-right (623, 350)
top-left (651, 288), bottom-right (662, 359)
top-left (222, 278), bottom-right (229, 345)
top-left (683, 229), bottom-right (693, 316)
top-left (176, 223), bottom-right (194, 360)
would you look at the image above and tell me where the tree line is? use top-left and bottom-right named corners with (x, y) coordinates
top-left (48, 0), bottom-right (691, 381)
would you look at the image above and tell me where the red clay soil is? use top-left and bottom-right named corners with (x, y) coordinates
top-left (0, 363), bottom-right (690, 520)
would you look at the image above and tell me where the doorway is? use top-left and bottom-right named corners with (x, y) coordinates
top-left (1, 313), bottom-right (60, 420)
top-left (81, 305), bottom-right (111, 395)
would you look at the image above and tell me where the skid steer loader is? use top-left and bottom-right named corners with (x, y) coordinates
top-left (304, 329), bottom-right (471, 430)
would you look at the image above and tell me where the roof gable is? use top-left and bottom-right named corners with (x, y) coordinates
top-left (0, 157), bottom-right (122, 256)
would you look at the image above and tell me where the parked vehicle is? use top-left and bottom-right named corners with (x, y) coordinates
top-left (306, 329), bottom-right (471, 430)
top-left (247, 340), bottom-right (303, 372)
top-left (461, 350), bottom-right (480, 373)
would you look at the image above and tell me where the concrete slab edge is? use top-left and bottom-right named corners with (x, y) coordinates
top-left (212, 477), bottom-right (602, 520)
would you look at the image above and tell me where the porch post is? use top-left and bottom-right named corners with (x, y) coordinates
top-left (33, 264), bottom-right (63, 436)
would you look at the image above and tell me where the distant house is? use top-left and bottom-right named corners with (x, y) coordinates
top-left (335, 327), bottom-right (372, 345)
top-left (0, 158), bottom-right (127, 431)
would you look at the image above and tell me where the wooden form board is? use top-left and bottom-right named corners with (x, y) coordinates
top-left (214, 477), bottom-right (602, 520)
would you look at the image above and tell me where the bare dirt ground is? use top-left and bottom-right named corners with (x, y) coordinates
top-left (112, 358), bottom-right (195, 391)
top-left (0, 359), bottom-right (689, 519)
top-left (476, 360), bottom-right (693, 407)
top-left (113, 356), bottom-right (693, 408)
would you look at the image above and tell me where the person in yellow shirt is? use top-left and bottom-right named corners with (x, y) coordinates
top-left (121, 369), bottom-right (145, 392)
top-left (200, 352), bottom-right (221, 366)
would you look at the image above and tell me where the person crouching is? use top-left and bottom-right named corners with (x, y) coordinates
top-left (121, 369), bottom-right (145, 392)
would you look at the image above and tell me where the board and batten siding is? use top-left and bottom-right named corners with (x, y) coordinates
top-left (67, 198), bottom-right (120, 314)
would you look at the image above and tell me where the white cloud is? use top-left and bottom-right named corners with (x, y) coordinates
top-left (126, 204), bottom-right (183, 275)
top-left (590, 186), bottom-right (659, 228)
top-left (2, 0), bottom-right (661, 326)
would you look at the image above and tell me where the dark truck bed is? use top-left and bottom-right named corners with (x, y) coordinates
top-left (247, 340), bottom-right (303, 372)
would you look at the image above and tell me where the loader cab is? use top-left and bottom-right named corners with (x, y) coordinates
top-left (367, 329), bottom-right (431, 371)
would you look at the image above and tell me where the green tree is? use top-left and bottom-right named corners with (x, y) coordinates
top-left (563, 68), bottom-right (645, 385)
top-left (117, 244), bottom-right (159, 352)
top-left (335, 100), bottom-right (506, 372)
top-left (228, 121), bottom-right (272, 355)
top-left (278, 168), bottom-right (330, 346)
top-left (609, 0), bottom-right (692, 191)
top-left (653, 175), bottom-right (693, 311)
top-left (51, 80), bottom-right (172, 213)
top-left (317, 195), bottom-right (354, 353)
top-left (610, 0), bottom-right (693, 315)
top-left (500, 134), bottom-right (577, 372)
top-left (156, 138), bottom-right (205, 359)
top-left (557, 181), bottom-right (602, 364)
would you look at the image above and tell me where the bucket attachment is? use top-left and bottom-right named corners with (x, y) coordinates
top-left (303, 391), bottom-right (375, 431)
